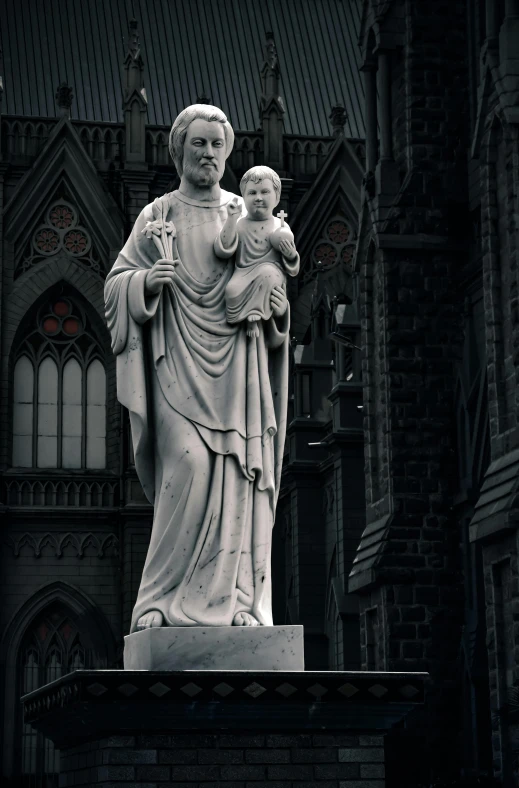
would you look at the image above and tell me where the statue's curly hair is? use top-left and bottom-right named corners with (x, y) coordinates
top-left (169, 104), bottom-right (234, 176)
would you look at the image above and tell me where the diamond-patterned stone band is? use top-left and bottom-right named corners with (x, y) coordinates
top-left (23, 670), bottom-right (427, 724)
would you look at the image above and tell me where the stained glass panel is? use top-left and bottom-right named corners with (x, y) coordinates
top-left (86, 360), bottom-right (106, 469)
top-left (62, 358), bottom-right (82, 468)
top-left (37, 358), bottom-right (58, 468)
top-left (13, 356), bottom-right (34, 467)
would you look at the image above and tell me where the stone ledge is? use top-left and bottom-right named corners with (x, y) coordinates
top-left (23, 669), bottom-right (428, 745)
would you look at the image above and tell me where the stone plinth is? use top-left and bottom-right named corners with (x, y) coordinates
top-left (124, 625), bottom-right (304, 671)
top-left (22, 669), bottom-right (427, 787)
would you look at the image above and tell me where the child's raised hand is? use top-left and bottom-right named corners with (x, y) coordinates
top-left (227, 199), bottom-right (242, 217)
top-left (279, 238), bottom-right (298, 260)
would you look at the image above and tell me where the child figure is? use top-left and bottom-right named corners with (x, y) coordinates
top-left (215, 166), bottom-right (299, 338)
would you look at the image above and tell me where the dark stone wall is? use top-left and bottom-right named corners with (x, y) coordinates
top-left (55, 732), bottom-right (386, 788)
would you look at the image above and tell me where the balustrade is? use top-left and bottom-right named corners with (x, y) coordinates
top-left (1, 117), bottom-right (364, 180)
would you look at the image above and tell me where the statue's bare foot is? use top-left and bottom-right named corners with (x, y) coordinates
top-left (136, 610), bottom-right (164, 630)
top-left (247, 323), bottom-right (260, 338)
top-left (233, 611), bottom-right (260, 626)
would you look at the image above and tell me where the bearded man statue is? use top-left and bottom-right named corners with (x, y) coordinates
top-left (105, 105), bottom-right (290, 637)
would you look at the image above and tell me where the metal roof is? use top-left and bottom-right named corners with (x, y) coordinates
top-left (2, 0), bottom-right (365, 137)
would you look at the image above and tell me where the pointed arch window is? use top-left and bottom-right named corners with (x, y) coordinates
top-left (18, 608), bottom-right (91, 786)
top-left (12, 295), bottom-right (106, 469)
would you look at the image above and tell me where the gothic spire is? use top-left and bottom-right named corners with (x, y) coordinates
top-left (259, 32), bottom-right (285, 172)
top-left (123, 18), bottom-right (146, 101)
top-left (122, 17), bottom-right (147, 166)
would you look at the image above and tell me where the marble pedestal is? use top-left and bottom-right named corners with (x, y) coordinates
top-left (124, 625), bottom-right (304, 671)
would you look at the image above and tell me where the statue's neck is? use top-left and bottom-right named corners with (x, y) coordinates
top-left (178, 177), bottom-right (222, 202)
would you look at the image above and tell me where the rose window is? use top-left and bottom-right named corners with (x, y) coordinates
top-left (63, 318), bottom-right (80, 335)
top-left (31, 200), bottom-right (91, 259)
top-left (49, 205), bottom-right (74, 229)
top-left (42, 317), bottom-right (59, 334)
top-left (314, 243), bottom-right (336, 266)
top-left (306, 216), bottom-right (356, 282)
top-left (64, 230), bottom-right (88, 255)
top-left (35, 229), bottom-right (60, 254)
top-left (342, 246), bottom-right (354, 265)
top-left (40, 300), bottom-right (83, 340)
top-left (328, 220), bottom-right (350, 244)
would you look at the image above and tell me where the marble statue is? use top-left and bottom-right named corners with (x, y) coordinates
top-left (105, 105), bottom-right (294, 634)
top-left (216, 165), bottom-right (299, 337)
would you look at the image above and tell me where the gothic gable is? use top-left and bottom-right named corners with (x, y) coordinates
top-left (4, 117), bottom-right (124, 268)
top-left (290, 136), bottom-right (363, 340)
top-left (14, 192), bottom-right (105, 280)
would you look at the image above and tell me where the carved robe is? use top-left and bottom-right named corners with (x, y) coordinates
top-left (222, 215), bottom-right (299, 324)
top-left (105, 190), bottom-right (289, 630)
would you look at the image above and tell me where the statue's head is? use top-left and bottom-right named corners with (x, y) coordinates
top-left (169, 104), bottom-right (234, 186)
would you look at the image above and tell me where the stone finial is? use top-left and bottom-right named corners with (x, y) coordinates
top-left (329, 104), bottom-right (348, 137)
top-left (264, 31), bottom-right (279, 72)
top-left (123, 18), bottom-right (146, 100)
top-left (126, 18), bottom-right (142, 64)
top-left (55, 83), bottom-right (74, 118)
top-left (196, 93), bottom-right (211, 105)
top-left (261, 31), bottom-right (281, 100)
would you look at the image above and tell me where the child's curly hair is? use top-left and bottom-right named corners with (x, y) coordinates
top-left (240, 166), bottom-right (282, 200)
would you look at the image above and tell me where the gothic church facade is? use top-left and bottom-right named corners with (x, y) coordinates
top-left (1, 1), bottom-right (518, 787)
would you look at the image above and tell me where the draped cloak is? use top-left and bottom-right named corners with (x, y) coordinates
top-left (104, 190), bottom-right (290, 630)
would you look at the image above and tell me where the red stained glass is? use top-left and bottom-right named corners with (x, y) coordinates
top-left (49, 205), bottom-right (74, 229)
top-left (53, 301), bottom-right (70, 317)
top-left (43, 317), bottom-right (59, 334)
top-left (61, 622), bottom-right (73, 640)
top-left (342, 246), bottom-right (354, 264)
top-left (35, 229), bottom-right (59, 253)
top-left (328, 221), bottom-right (350, 244)
top-left (38, 623), bottom-right (48, 641)
top-left (63, 318), bottom-right (79, 335)
top-left (314, 243), bottom-right (336, 266)
top-left (64, 230), bottom-right (87, 255)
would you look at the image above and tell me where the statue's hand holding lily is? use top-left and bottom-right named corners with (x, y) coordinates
top-left (142, 200), bottom-right (179, 296)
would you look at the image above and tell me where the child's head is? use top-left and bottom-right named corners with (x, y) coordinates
top-left (240, 166), bottom-right (281, 220)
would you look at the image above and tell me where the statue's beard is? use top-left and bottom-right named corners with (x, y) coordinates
top-left (183, 160), bottom-right (221, 187)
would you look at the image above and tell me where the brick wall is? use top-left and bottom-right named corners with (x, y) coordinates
top-left (353, 0), bottom-right (470, 779)
top-left (58, 732), bottom-right (386, 788)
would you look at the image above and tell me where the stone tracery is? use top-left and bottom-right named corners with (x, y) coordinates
top-left (16, 199), bottom-right (101, 279)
